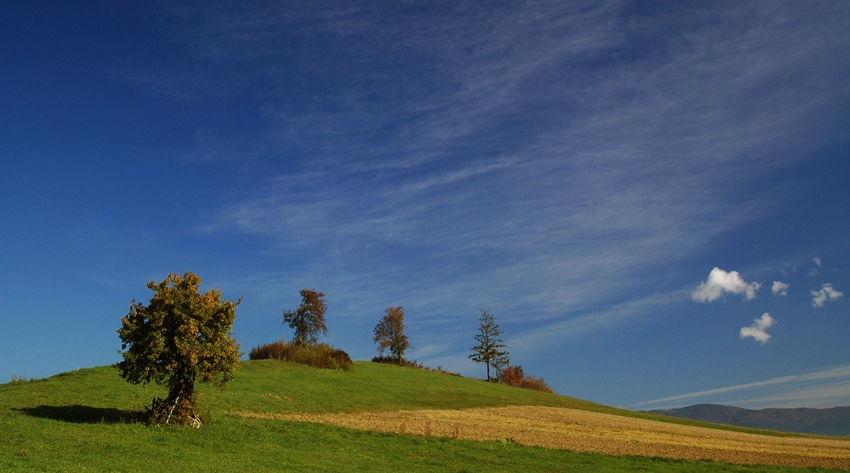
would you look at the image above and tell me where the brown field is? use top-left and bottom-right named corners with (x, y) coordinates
top-left (232, 406), bottom-right (850, 470)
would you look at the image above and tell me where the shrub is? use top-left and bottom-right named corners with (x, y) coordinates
top-left (371, 355), bottom-right (421, 368)
top-left (371, 356), bottom-right (463, 377)
top-left (498, 365), bottom-right (554, 393)
top-left (250, 340), bottom-right (353, 371)
top-left (9, 374), bottom-right (30, 384)
top-left (249, 340), bottom-right (287, 360)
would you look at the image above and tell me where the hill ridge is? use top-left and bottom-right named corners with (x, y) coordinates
top-left (649, 403), bottom-right (850, 436)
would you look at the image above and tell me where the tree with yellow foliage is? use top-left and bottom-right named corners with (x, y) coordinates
top-left (373, 306), bottom-right (411, 364)
top-left (283, 288), bottom-right (328, 346)
top-left (117, 272), bottom-right (242, 427)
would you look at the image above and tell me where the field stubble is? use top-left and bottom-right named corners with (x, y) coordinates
top-left (233, 405), bottom-right (850, 470)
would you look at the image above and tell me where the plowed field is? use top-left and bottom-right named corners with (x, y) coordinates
top-left (232, 406), bottom-right (850, 469)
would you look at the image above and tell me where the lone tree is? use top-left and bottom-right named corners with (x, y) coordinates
top-left (117, 272), bottom-right (242, 427)
top-left (469, 309), bottom-right (510, 381)
top-left (373, 306), bottom-right (411, 364)
top-left (283, 288), bottom-right (328, 346)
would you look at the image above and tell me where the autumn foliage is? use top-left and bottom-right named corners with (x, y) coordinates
top-left (117, 272), bottom-right (242, 427)
top-left (373, 306), bottom-right (411, 364)
top-left (249, 339), bottom-right (353, 371)
top-left (283, 289), bottom-right (328, 346)
top-left (498, 365), bottom-right (553, 393)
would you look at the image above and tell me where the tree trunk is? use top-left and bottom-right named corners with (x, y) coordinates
top-left (148, 377), bottom-right (201, 427)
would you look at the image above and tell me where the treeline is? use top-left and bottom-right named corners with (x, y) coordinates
top-left (250, 289), bottom-right (550, 394)
top-left (116, 272), bottom-right (551, 427)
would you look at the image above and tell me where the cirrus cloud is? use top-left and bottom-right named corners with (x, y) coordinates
top-left (692, 268), bottom-right (761, 302)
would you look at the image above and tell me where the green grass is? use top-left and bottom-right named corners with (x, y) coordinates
top-left (0, 360), bottom-right (844, 472)
top-left (205, 359), bottom-right (604, 414)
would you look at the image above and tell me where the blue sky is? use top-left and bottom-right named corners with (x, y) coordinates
top-left (1, 1), bottom-right (848, 410)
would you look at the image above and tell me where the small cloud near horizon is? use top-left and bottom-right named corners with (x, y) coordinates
top-left (811, 283), bottom-right (843, 308)
top-left (772, 281), bottom-right (789, 296)
top-left (692, 268), bottom-right (761, 302)
top-left (740, 313), bottom-right (775, 345)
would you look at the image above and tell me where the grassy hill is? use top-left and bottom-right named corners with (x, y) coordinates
top-left (0, 360), bottom-right (844, 472)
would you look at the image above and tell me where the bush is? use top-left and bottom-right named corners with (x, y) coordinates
top-left (371, 355), bottom-right (417, 367)
top-left (249, 340), bottom-right (353, 371)
top-left (498, 365), bottom-right (553, 393)
top-left (9, 374), bottom-right (30, 384)
top-left (249, 340), bottom-right (287, 360)
top-left (371, 356), bottom-right (463, 377)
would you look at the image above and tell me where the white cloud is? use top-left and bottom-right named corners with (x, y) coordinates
top-left (692, 267), bottom-right (761, 302)
top-left (771, 280), bottom-right (789, 296)
top-left (740, 313), bottom-right (775, 345)
top-left (811, 283), bottom-right (844, 308)
top-left (809, 258), bottom-right (822, 277)
top-left (635, 365), bottom-right (850, 409)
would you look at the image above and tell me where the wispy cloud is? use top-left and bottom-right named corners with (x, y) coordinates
top-left (508, 290), bottom-right (690, 357)
top-left (182, 2), bottom-right (849, 366)
top-left (692, 268), bottom-right (761, 302)
top-left (739, 313), bottom-right (775, 345)
top-left (809, 258), bottom-right (823, 277)
top-left (722, 380), bottom-right (850, 409)
top-left (635, 365), bottom-right (850, 409)
top-left (811, 283), bottom-right (844, 308)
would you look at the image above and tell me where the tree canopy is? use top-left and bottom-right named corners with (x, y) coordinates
top-left (117, 272), bottom-right (242, 427)
top-left (283, 288), bottom-right (328, 346)
top-left (469, 309), bottom-right (510, 382)
top-left (373, 306), bottom-right (411, 364)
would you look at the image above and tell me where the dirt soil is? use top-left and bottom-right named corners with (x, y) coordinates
top-left (232, 405), bottom-right (850, 470)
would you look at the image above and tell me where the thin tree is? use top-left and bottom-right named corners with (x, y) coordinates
top-left (283, 288), bottom-right (328, 346)
top-left (117, 272), bottom-right (242, 427)
top-left (373, 306), bottom-right (411, 364)
top-left (469, 309), bottom-right (510, 382)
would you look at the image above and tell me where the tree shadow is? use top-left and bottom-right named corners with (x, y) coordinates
top-left (16, 405), bottom-right (142, 424)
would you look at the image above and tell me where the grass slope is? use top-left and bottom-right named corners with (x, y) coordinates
top-left (0, 360), bottom-right (843, 472)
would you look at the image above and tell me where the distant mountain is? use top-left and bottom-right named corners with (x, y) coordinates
top-left (649, 404), bottom-right (850, 436)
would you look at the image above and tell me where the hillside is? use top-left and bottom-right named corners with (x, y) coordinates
top-left (650, 404), bottom-right (850, 436)
top-left (1, 360), bottom-right (849, 472)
